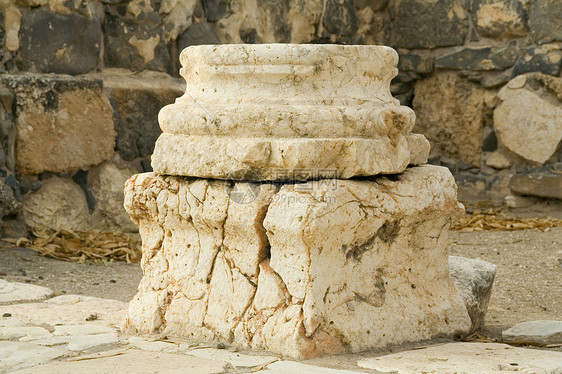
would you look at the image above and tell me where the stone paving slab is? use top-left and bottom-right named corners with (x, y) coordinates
top-left (9, 348), bottom-right (229, 374)
top-left (1, 281), bottom-right (562, 374)
top-left (0, 294), bottom-right (127, 327)
top-left (357, 342), bottom-right (562, 373)
top-left (0, 280), bottom-right (53, 304)
top-left (0, 341), bottom-right (66, 373)
top-left (502, 320), bottom-right (562, 345)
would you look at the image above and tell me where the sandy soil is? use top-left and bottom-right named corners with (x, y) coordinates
top-left (1, 228), bottom-right (560, 334)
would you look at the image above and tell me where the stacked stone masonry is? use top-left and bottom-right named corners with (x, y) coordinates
top-left (0, 0), bottom-right (561, 232)
top-left (121, 44), bottom-right (471, 358)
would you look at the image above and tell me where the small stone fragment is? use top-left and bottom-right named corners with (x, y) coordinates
top-left (485, 151), bottom-right (512, 169)
top-left (502, 320), bottom-right (562, 345)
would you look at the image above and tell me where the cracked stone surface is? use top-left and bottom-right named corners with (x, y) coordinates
top-left (122, 165), bottom-right (471, 358)
top-left (152, 44), bottom-right (430, 180)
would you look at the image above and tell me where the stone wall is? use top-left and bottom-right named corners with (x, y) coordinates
top-left (0, 0), bottom-right (561, 233)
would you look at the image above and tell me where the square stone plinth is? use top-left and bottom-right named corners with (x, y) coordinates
top-left (122, 166), bottom-right (471, 358)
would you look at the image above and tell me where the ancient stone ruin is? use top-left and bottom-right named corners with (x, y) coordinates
top-left (122, 44), bottom-right (472, 358)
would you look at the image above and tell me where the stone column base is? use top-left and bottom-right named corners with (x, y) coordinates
top-left (122, 165), bottom-right (471, 359)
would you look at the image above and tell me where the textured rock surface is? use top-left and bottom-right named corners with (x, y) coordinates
top-left (153, 44), bottom-right (429, 180)
top-left (529, 0), bottom-right (562, 44)
top-left (358, 342), bottom-right (562, 373)
top-left (0, 279), bottom-right (53, 303)
top-left (392, 0), bottom-right (469, 49)
top-left (413, 73), bottom-right (493, 166)
top-left (494, 74), bottom-right (562, 164)
top-left (123, 165), bottom-right (470, 358)
top-left (103, 72), bottom-right (183, 162)
top-left (502, 320), bottom-right (562, 345)
top-left (449, 255), bottom-right (496, 331)
top-left (22, 176), bottom-right (90, 231)
top-left (471, 0), bottom-right (528, 39)
top-left (2, 75), bottom-right (115, 175)
top-left (19, 10), bottom-right (101, 75)
top-left (434, 45), bottom-right (519, 71)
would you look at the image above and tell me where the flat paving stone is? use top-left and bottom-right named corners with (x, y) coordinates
top-left (0, 341), bottom-right (66, 373)
top-left (126, 336), bottom-right (183, 353)
top-left (0, 326), bottom-right (51, 340)
top-left (1, 295), bottom-right (127, 328)
top-left (502, 320), bottom-right (562, 345)
top-left (53, 324), bottom-right (117, 336)
top-left (357, 342), bottom-right (562, 373)
top-left (0, 279), bottom-right (53, 304)
top-left (266, 360), bottom-right (366, 374)
top-left (10, 348), bottom-right (229, 374)
top-left (66, 333), bottom-right (120, 351)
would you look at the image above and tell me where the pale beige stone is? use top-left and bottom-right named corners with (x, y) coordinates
top-left (494, 74), bottom-right (562, 164)
top-left (485, 150), bottom-right (512, 169)
top-left (122, 165), bottom-right (470, 358)
top-left (15, 79), bottom-right (114, 175)
top-left (10, 348), bottom-right (229, 374)
top-left (22, 176), bottom-right (90, 232)
top-left (0, 280), bottom-right (53, 304)
top-left (153, 44), bottom-right (429, 180)
top-left (358, 342), bottom-right (562, 373)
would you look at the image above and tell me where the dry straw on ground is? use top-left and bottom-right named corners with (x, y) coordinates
top-left (452, 207), bottom-right (562, 232)
top-left (3, 229), bottom-right (141, 263)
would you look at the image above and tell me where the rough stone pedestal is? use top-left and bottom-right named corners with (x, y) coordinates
top-left (122, 165), bottom-right (471, 358)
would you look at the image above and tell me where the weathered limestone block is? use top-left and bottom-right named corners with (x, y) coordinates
top-left (122, 165), bottom-right (471, 358)
top-left (494, 74), bottom-right (562, 164)
top-left (152, 44), bottom-right (430, 181)
top-left (0, 75), bottom-right (115, 175)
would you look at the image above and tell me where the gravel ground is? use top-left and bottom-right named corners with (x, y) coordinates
top-left (1, 227), bottom-right (560, 333)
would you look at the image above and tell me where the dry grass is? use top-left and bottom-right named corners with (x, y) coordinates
top-left (4, 204), bottom-right (562, 263)
top-left (3, 228), bottom-right (141, 263)
top-left (451, 212), bottom-right (562, 232)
